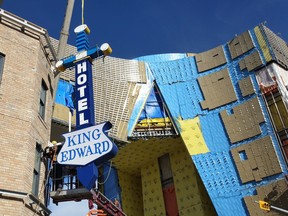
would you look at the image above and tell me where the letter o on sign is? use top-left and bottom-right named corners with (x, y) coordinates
top-left (77, 74), bottom-right (87, 85)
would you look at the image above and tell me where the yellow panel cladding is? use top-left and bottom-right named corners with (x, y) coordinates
top-left (178, 204), bottom-right (217, 216)
top-left (170, 147), bottom-right (217, 216)
top-left (113, 137), bottom-right (181, 175)
top-left (141, 160), bottom-right (166, 216)
top-left (178, 117), bottom-right (209, 155)
top-left (254, 26), bottom-right (273, 62)
top-left (118, 171), bottom-right (144, 216)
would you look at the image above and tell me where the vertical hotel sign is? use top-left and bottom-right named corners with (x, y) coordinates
top-left (75, 58), bottom-right (95, 129)
top-left (55, 24), bottom-right (118, 173)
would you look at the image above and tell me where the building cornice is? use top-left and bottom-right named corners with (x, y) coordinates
top-left (0, 9), bottom-right (57, 64)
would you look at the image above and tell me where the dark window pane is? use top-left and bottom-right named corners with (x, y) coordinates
top-left (0, 53), bottom-right (5, 84)
top-left (39, 81), bottom-right (47, 119)
top-left (32, 143), bottom-right (42, 196)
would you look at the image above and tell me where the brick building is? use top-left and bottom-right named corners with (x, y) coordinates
top-left (0, 10), bottom-right (56, 215)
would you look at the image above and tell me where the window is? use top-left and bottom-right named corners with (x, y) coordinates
top-left (264, 89), bottom-right (288, 163)
top-left (39, 80), bottom-right (48, 119)
top-left (32, 143), bottom-right (42, 196)
top-left (239, 150), bottom-right (248, 161)
top-left (158, 154), bottom-right (179, 215)
top-left (0, 53), bottom-right (5, 84)
top-left (158, 154), bottom-right (174, 188)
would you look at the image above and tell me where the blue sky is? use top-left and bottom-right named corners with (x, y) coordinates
top-left (1, 0), bottom-right (288, 215)
top-left (2, 0), bottom-right (288, 59)
top-left (48, 200), bottom-right (89, 215)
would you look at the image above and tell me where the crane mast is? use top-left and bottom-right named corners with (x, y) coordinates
top-left (53, 0), bottom-right (75, 101)
top-left (57, 0), bottom-right (75, 60)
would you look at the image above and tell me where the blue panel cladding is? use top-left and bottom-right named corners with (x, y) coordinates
top-left (103, 163), bottom-right (122, 203)
top-left (193, 104), bottom-right (286, 216)
top-left (193, 152), bottom-right (250, 216)
top-left (132, 30), bottom-right (288, 215)
top-left (157, 80), bottom-right (207, 121)
top-left (148, 56), bottom-right (205, 121)
top-left (148, 57), bottom-right (196, 84)
top-left (191, 33), bottom-right (287, 216)
top-left (199, 113), bottom-right (231, 152)
top-left (128, 55), bottom-right (202, 135)
top-left (134, 53), bottom-right (187, 63)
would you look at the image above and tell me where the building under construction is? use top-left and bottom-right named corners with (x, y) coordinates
top-left (0, 8), bottom-right (288, 216)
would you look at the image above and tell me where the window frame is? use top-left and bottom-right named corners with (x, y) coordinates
top-left (0, 52), bottom-right (5, 85)
top-left (39, 80), bottom-right (48, 120)
top-left (32, 143), bottom-right (42, 197)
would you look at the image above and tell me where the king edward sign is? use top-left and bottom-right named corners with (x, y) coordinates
top-left (57, 122), bottom-right (117, 166)
top-left (55, 24), bottom-right (118, 190)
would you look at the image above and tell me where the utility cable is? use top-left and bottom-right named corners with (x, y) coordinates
top-left (98, 161), bottom-right (113, 185)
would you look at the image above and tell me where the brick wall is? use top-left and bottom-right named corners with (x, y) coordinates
top-left (0, 21), bottom-right (54, 215)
